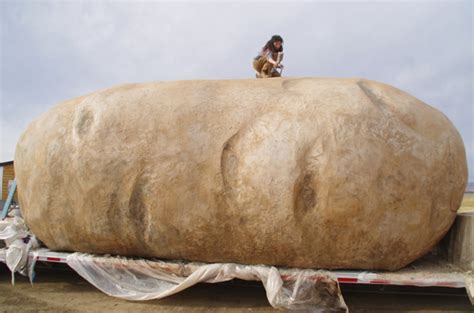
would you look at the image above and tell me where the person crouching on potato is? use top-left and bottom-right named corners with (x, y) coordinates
top-left (253, 35), bottom-right (284, 78)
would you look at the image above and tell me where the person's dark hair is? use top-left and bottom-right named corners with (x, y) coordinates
top-left (263, 35), bottom-right (284, 53)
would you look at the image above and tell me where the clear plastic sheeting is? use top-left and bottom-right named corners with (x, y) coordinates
top-left (66, 253), bottom-right (348, 312)
top-left (0, 212), bottom-right (39, 283)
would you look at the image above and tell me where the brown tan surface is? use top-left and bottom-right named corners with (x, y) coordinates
top-left (14, 77), bottom-right (468, 271)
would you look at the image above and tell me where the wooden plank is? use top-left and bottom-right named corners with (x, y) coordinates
top-left (2, 164), bottom-right (16, 201)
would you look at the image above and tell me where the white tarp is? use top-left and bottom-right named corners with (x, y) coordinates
top-left (66, 253), bottom-right (348, 312)
top-left (0, 212), bottom-right (39, 283)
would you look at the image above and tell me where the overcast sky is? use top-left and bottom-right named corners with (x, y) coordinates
top-left (1, 0), bottom-right (473, 180)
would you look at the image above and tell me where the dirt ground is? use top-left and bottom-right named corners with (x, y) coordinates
top-left (0, 263), bottom-right (472, 313)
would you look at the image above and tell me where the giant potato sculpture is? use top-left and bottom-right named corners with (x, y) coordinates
top-left (15, 78), bottom-right (468, 270)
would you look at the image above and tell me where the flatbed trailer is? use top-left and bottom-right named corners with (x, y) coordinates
top-left (0, 247), bottom-right (468, 289)
top-left (1, 206), bottom-right (472, 310)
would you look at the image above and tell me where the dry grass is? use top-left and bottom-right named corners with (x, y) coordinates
top-left (459, 193), bottom-right (474, 213)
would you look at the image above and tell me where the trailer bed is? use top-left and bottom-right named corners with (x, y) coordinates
top-left (0, 247), bottom-right (468, 289)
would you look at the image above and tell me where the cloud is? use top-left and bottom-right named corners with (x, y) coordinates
top-left (1, 0), bottom-right (472, 180)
